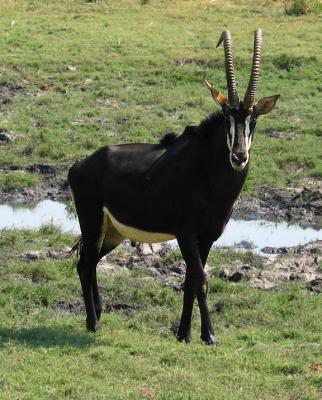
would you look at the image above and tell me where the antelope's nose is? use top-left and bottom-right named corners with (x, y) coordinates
top-left (232, 152), bottom-right (247, 165)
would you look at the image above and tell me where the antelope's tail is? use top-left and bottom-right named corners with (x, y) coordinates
top-left (65, 236), bottom-right (83, 259)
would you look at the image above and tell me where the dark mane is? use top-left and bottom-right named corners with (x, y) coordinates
top-left (158, 112), bottom-right (223, 147)
top-left (159, 132), bottom-right (178, 146)
top-left (197, 111), bottom-right (224, 139)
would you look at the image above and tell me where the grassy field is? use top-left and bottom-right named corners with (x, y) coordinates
top-left (0, 0), bottom-right (321, 193)
top-left (0, 228), bottom-right (321, 399)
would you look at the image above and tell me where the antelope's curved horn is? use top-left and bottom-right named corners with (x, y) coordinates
top-left (243, 28), bottom-right (262, 110)
top-left (216, 30), bottom-right (239, 108)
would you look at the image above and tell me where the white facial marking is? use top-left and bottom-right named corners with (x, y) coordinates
top-left (227, 116), bottom-right (235, 151)
top-left (244, 115), bottom-right (252, 151)
top-left (228, 115), bottom-right (252, 172)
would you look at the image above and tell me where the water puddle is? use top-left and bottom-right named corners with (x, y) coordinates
top-left (216, 219), bottom-right (321, 249)
top-left (0, 200), bottom-right (79, 233)
top-left (1, 200), bottom-right (322, 251)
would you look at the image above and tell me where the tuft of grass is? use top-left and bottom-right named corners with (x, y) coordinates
top-left (39, 223), bottom-right (63, 236)
top-left (272, 53), bottom-right (309, 71)
top-left (284, 0), bottom-right (321, 15)
top-left (309, 165), bottom-right (322, 178)
top-left (0, 171), bottom-right (39, 191)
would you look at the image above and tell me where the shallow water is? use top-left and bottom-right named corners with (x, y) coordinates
top-left (1, 199), bottom-right (322, 251)
top-left (0, 200), bottom-right (79, 233)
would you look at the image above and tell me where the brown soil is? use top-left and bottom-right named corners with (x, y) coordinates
top-left (0, 82), bottom-right (24, 105)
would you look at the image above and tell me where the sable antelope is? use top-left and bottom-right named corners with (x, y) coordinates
top-left (68, 29), bottom-right (279, 345)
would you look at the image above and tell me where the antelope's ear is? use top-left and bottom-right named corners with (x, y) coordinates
top-left (254, 94), bottom-right (280, 115)
top-left (203, 78), bottom-right (227, 107)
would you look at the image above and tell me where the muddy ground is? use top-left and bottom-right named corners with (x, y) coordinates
top-left (235, 183), bottom-right (322, 228)
top-left (0, 163), bottom-right (322, 228)
top-left (0, 163), bottom-right (69, 203)
top-left (98, 241), bottom-right (322, 291)
top-left (18, 240), bottom-right (322, 316)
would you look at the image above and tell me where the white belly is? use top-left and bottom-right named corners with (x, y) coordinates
top-left (103, 207), bottom-right (175, 243)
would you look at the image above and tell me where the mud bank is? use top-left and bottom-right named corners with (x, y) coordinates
top-left (234, 186), bottom-right (322, 228)
top-left (0, 163), bottom-right (70, 203)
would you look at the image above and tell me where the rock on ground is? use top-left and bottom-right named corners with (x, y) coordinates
top-left (219, 241), bottom-right (322, 290)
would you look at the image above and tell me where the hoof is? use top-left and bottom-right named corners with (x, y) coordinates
top-left (95, 301), bottom-right (102, 321)
top-left (86, 320), bottom-right (100, 333)
top-left (177, 331), bottom-right (192, 344)
top-left (201, 334), bottom-right (219, 346)
top-left (95, 310), bottom-right (102, 321)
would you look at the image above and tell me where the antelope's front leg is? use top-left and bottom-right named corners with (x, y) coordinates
top-left (177, 267), bottom-right (195, 343)
top-left (177, 235), bottom-right (217, 345)
top-left (198, 235), bottom-right (217, 345)
top-left (92, 269), bottom-right (102, 321)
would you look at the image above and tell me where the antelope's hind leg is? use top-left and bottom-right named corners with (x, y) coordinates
top-left (76, 207), bottom-right (106, 332)
top-left (93, 215), bottom-right (125, 322)
top-left (77, 247), bottom-right (100, 331)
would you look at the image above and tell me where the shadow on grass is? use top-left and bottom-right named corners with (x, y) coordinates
top-left (0, 327), bottom-right (95, 349)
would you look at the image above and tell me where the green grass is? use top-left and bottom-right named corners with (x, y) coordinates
top-left (0, 0), bottom-right (321, 193)
top-left (0, 228), bottom-right (321, 399)
top-left (0, 171), bottom-right (39, 191)
top-left (284, 0), bottom-right (322, 15)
